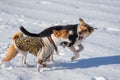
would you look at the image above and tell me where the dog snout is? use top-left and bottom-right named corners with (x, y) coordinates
top-left (79, 32), bottom-right (82, 35)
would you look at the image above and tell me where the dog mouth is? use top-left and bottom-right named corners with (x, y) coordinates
top-left (78, 35), bottom-right (84, 40)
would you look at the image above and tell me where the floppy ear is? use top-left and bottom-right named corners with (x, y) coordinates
top-left (79, 18), bottom-right (85, 25)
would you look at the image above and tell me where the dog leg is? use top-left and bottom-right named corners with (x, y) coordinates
top-left (69, 46), bottom-right (79, 61)
top-left (37, 63), bottom-right (40, 72)
top-left (46, 52), bottom-right (54, 63)
top-left (68, 44), bottom-right (84, 61)
top-left (46, 54), bottom-right (54, 63)
top-left (38, 59), bottom-right (46, 67)
top-left (37, 59), bottom-right (42, 72)
top-left (77, 44), bottom-right (84, 52)
top-left (50, 54), bottom-right (54, 63)
top-left (21, 52), bottom-right (28, 66)
top-left (37, 59), bottom-right (46, 72)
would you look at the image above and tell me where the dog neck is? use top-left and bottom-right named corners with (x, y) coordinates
top-left (51, 34), bottom-right (70, 46)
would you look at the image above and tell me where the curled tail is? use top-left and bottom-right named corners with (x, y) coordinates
top-left (12, 32), bottom-right (23, 40)
top-left (0, 32), bottom-right (23, 65)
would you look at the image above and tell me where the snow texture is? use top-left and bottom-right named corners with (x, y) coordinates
top-left (0, 0), bottom-right (120, 80)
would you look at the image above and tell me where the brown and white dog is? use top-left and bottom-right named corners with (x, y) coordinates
top-left (20, 18), bottom-right (96, 61)
top-left (0, 29), bottom-right (71, 72)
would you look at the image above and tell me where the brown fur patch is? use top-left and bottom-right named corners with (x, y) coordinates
top-left (53, 29), bottom-right (69, 38)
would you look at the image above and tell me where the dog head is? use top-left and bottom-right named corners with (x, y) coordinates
top-left (52, 29), bottom-right (70, 38)
top-left (77, 18), bottom-right (96, 40)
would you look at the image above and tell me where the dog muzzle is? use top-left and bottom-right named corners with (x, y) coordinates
top-left (78, 35), bottom-right (84, 40)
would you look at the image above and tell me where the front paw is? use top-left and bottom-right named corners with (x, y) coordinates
top-left (60, 42), bottom-right (68, 48)
top-left (42, 64), bottom-right (47, 67)
top-left (71, 56), bottom-right (76, 61)
top-left (22, 63), bottom-right (29, 67)
top-left (67, 43), bottom-right (73, 47)
top-left (71, 56), bottom-right (79, 61)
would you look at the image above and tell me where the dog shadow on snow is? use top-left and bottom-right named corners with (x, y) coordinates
top-left (16, 55), bottom-right (120, 71)
top-left (53, 55), bottom-right (120, 70)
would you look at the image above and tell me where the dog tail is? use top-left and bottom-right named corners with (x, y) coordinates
top-left (20, 26), bottom-right (41, 37)
top-left (12, 31), bottom-right (23, 40)
top-left (12, 31), bottom-right (23, 44)
top-left (1, 44), bottom-right (18, 64)
top-left (20, 26), bottom-right (63, 37)
top-left (0, 32), bottom-right (23, 66)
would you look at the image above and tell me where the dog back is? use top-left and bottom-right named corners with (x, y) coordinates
top-left (14, 37), bottom-right (46, 56)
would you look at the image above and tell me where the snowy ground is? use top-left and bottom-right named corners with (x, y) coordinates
top-left (0, 0), bottom-right (120, 80)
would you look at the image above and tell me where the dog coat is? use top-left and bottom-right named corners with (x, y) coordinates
top-left (15, 36), bottom-right (56, 62)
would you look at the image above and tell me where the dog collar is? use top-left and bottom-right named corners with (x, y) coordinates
top-left (47, 37), bottom-right (58, 54)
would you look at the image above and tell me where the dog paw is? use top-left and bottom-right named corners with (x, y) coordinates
top-left (42, 64), bottom-right (47, 67)
top-left (67, 43), bottom-right (73, 47)
top-left (22, 63), bottom-right (30, 67)
top-left (71, 56), bottom-right (76, 61)
top-left (71, 56), bottom-right (79, 61)
top-left (50, 61), bottom-right (54, 64)
top-left (60, 42), bottom-right (68, 48)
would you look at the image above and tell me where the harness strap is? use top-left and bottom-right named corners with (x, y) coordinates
top-left (47, 37), bottom-right (59, 54)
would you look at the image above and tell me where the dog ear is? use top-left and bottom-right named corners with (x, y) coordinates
top-left (79, 18), bottom-right (85, 25)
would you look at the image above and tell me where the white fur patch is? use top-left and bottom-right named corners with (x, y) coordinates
top-left (69, 30), bottom-right (73, 35)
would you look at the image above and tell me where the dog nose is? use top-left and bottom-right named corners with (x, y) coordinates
top-left (79, 32), bottom-right (82, 34)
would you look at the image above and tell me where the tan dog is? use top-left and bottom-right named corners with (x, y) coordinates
top-left (0, 29), bottom-right (71, 72)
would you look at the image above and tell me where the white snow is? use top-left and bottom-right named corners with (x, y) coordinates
top-left (0, 0), bottom-right (120, 80)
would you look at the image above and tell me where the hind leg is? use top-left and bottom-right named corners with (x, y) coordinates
top-left (21, 52), bottom-right (28, 66)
